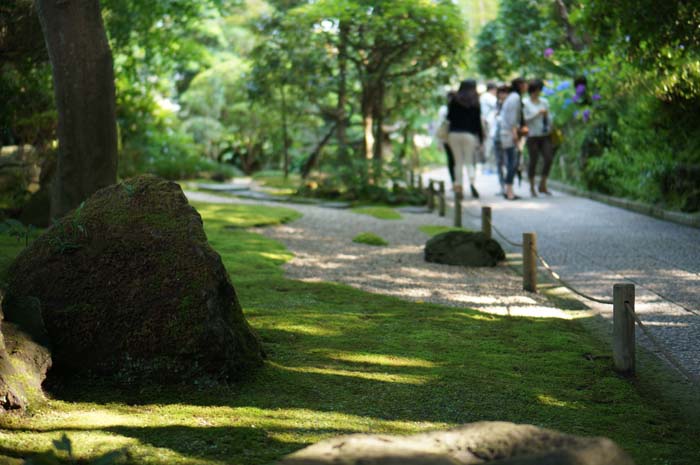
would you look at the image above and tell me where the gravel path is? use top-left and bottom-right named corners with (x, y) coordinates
top-left (423, 167), bottom-right (700, 380)
top-left (185, 190), bottom-right (567, 319)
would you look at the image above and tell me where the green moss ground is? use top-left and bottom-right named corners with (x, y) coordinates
top-left (352, 232), bottom-right (388, 246)
top-left (350, 206), bottom-right (402, 220)
top-left (0, 202), bottom-right (698, 465)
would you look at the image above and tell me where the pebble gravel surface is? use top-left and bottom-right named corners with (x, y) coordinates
top-left (423, 167), bottom-right (700, 380)
top-left (186, 190), bottom-right (566, 320)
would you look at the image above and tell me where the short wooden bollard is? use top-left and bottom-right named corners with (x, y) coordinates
top-left (454, 194), bottom-right (462, 227)
top-left (418, 174), bottom-right (423, 190)
top-left (427, 180), bottom-right (435, 211)
top-left (409, 171), bottom-right (415, 188)
top-left (481, 206), bottom-right (492, 240)
top-left (438, 181), bottom-right (446, 217)
top-left (613, 283), bottom-right (636, 375)
top-left (522, 232), bottom-right (537, 292)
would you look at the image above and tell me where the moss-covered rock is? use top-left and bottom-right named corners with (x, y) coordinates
top-left (425, 231), bottom-right (505, 267)
top-left (5, 175), bottom-right (264, 384)
top-left (0, 290), bottom-right (51, 411)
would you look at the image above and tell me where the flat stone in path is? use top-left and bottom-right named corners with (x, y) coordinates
top-left (319, 201), bottom-right (352, 209)
top-left (197, 182), bottom-right (250, 192)
top-left (397, 206), bottom-right (432, 214)
top-left (277, 421), bottom-right (634, 465)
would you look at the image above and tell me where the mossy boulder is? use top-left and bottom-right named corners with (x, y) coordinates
top-left (5, 175), bottom-right (264, 383)
top-left (0, 290), bottom-right (51, 411)
top-left (277, 421), bottom-right (635, 465)
top-left (425, 231), bottom-right (505, 267)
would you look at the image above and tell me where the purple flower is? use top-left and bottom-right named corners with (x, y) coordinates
top-left (572, 94), bottom-right (580, 103)
top-left (592, 93), bottom-right (601, 101)
top-left (544, 48), bottom-right (554, 58)
top-left (575, 84), bottom-right (586, 96)
top-left (583, 109), bottom-right (591, 122)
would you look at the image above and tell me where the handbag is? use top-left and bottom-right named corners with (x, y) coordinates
top-left (550, 127), bottom-right (564, 147)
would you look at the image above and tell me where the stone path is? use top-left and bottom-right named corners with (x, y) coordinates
top-left (187, 168), bottom-right (700, 380)
top-left (185, 191), bottom-right (568, 320)
top-left (423, 167), bottom-right (700, 379)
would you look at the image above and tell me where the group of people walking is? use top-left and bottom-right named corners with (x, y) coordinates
top-left (437, 77), bottom-right (554, 201)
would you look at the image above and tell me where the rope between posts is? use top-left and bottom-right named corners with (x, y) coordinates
top-left (535, 252), bottom-right (615, 305)
top-left (484, 216), bottom-right (524, 248)
top-left (628, 302), bottom-right (700, 385)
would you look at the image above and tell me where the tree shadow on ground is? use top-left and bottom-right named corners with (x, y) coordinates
top-left (41, 279), bottom-right (700, 465)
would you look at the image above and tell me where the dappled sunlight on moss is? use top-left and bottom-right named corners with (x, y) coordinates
top-left (536, 394), bottom-right (579, 409)
top-left (272, 363), bottom-right (433, 385)
top-left (324, 352), bottom-right (437, 368)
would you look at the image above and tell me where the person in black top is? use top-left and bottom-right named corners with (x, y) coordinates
top-left (447, 79), bottom-right (484, 198)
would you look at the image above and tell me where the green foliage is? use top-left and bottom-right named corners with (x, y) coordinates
top-left (352, 232), bottom-right (388, 246)
top-left (0, 219), bottom-right (37, 247)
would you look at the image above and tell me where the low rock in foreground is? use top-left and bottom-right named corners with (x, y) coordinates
top-left (425, 231), bottom-right (505, 267)
top-left (277, 421), bottom-right (634, 465)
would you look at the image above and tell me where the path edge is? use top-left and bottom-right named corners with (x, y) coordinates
top-left (549, 180), bottom-right (700, 229)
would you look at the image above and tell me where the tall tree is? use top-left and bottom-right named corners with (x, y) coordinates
top-left (36, 0), bottom-right (118, 219)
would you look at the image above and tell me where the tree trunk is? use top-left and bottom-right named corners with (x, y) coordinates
top-left (36, 0), bottom-right (118, 220)
top-left (336, 21), bottom-right (349, 167)
top-left (301, 123), bottom-right (337, 179)
top-left (361, 89), bottom-right (375, 161)
top-left (280, 85), bottom-right (290, 179)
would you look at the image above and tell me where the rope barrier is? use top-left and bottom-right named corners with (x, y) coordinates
top-left (628, 302), bottom-right (700, 385)
top-left (535, 252), bottom-right (615, 305)
top-left (427, 192), bottom-right (698, 384)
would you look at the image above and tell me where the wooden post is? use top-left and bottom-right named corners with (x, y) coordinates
top-left (409, 170), bottom-right (415, 188)
top-left (522, 232), bottom-right (537, 292)
top-left (482, 206), bottom-right (492, 240)
top-left (613, 284), bottom-right (636, 375)
top-left (418, 174), bottom-right (423, 190)
top-left (427, 180), bottom-right (435, 211)
top-left (438, 181), bottom-right (446, 217)
top-left (454, 194), bottom-right (462, 227)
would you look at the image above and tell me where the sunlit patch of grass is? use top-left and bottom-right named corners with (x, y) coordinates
top-left (192, 202), bottom-right (301, 229)
top-left (352, 232), bottom-right (388, 246)
top-left (350, 206), bottom-right (401, 220)
top-left (418, 225), bottom-right (473, 237)
top-left (0, 199), bottom-right (698, 465)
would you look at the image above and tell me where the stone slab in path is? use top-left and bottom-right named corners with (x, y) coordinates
top-left (197, 182), bottom-right (250, 192)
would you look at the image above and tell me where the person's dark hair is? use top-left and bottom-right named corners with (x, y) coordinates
top-left (455, 79), bottom-right (479, 108)
top-left (528, 79), bottom-right (544, 95)
top-left (497, 84), bottom-right (510, 95)
top-left (486, 82), bottom-right (497, 91)
top-left (511, 77), bottom-right (526, 94)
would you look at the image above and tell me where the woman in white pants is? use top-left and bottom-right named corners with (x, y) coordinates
top-left (447, 80), bottom-right (484, 199)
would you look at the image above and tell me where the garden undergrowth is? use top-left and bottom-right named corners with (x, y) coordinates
top-left (0, 202), bottom-right (697, 465)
